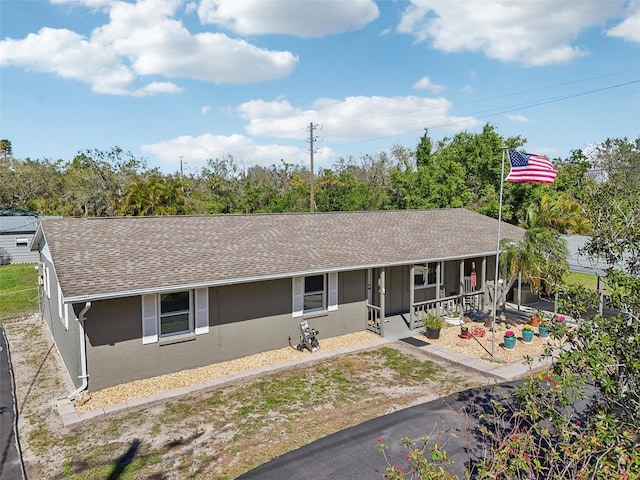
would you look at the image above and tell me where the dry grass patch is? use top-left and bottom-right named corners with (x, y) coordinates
top-left (6, 317), bottom-right (486, 480)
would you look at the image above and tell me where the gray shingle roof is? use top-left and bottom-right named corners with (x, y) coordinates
top-left (38, 209), bottom-right (525, 302)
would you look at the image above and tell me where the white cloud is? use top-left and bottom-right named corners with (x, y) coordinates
top-left (51, 0), bottom-right (114, 8)
top-left (0, 0), bottom-right (298, 95)
top-left (133, 82), bottom-right (183, 97)
top-left (0, 27), bottom-right (137, 95)
top-left (197, 0), bottom-right (379, 37)
top-left (140, 133), bottom-right (334, 170)
top-left (413, 76), bottom-right (445, 93)
top-left (397, 0), bottom-right (627, 66)
top-left (607, 9), bottom-right (640, 43)
top-left (237, 95), bottom-right (479, 141)
top-left (143, 93), bottom-right (479, 171)
top-left (506, 114), bottom-right (528, 123)
top-left (201, 106), bottom-right (211, 115)
top-left (94, 0), bottom-right (298, 84)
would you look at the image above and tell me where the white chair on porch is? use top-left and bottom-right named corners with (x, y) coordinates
top-left (463, 276), bottom-right (478, 312)
top-left (439, 286), bottom-right (455, 314)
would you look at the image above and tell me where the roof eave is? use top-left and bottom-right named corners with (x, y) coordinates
top-left (63, 250), bottom-right (503, 304)
top-left (31, 223), bottom-right (45, 251)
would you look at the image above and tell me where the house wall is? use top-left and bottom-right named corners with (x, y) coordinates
top-left (0, 233), bottom-right (38, 264)
top-left (40, 259), bottom-right (81, 388)
top-left (84, 270), bottom-right (367, 391)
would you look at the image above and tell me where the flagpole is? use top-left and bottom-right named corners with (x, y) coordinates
top-left (491, 147), bottom-right (507, 358)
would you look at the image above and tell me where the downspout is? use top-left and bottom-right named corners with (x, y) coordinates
top-left (67, 302), bottom-right (91, 400)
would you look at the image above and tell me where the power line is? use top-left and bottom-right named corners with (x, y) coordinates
top-left (330, 78), bottom-right (640, 149)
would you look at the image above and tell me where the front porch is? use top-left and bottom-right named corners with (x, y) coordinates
top-left (365, 258), bottom-right (489, 338)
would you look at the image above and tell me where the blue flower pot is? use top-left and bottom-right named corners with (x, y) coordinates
top-left (504, 336), bottom-right (516, 350)
top-left (538, 326), bottom-right (549, 338)
top-left (522, 329), bottom-right (535, 343)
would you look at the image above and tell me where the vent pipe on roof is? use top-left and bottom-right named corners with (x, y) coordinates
top-left (66, 302), bottom-right (91, 400)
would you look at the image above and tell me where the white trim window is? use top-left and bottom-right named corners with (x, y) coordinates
top-left (15, 237), bottom-right (29, 247)
top-left (159, 291), bottom-right (192, 337)
top-left (43, 265), bottom-right (50, 299)
top-left (414, 262), bottom-right (439, 288)
top-left (292, 273), bottom-right (338, 317)
top-left (304, 275), bottom-right (325, 313)
top-left (57, 279), bottom-right (64, 323)
top-left (142, 288), bottom-right (209, 344)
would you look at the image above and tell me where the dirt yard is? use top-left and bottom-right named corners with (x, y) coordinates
top-left (5, 315), bottom-right (545, 479)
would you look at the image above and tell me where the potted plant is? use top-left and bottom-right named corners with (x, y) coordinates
top-left (538, 320), bottom-right (549, 338)
top-left (423, 313), bottom-right (443, 340)
top-left (503, 330), bottom-right (516, 350)
top-left (529, 311), bottom-right (543, 327)
top-left (522, 324), bottom-right (535, 344)
top-left (444, 310), bottom-right (462, 325)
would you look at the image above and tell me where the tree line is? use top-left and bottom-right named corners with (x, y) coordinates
top-left (1, 126), bottom-right (638, 232)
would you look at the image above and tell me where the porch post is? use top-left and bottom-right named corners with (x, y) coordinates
top-left (481, 256), bottom-right (487, 311)
top-left (459, 260), bottom-right (464, 316)
top-left (379, 268), bottom-right (386, 337)
top-left (409, 264), bottom-right (415, 329)
top-left (517, 271), bottom-right (522, 310)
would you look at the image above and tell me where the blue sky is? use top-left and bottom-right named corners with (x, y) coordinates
top-left (1, 0), bottom-right (639, 174)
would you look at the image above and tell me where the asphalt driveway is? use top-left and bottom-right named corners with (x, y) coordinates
top-left (0, 325), bottom-right (26, 480)
top-left (237, 381), bottom-right (522, 480)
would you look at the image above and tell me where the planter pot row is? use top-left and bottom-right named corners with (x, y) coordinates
top-left (504, 325), bottom-right (550, 349)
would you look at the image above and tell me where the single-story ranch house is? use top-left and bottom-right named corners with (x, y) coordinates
top-left (32, 209), bottom-right (525, 396)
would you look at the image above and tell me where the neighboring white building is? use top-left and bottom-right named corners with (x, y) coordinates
top-left (0, 207), bottom-right (60, 264)
top-left (561, 234), bottom-right (608, 276)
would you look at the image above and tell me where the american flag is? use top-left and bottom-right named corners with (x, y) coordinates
top-left (506, 150), bottom-right (558, 184)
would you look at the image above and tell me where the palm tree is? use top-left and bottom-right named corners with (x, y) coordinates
top-left (495, 227), bottom-right (569, 308)
top-left (524, 194), bottom-right (591, 234)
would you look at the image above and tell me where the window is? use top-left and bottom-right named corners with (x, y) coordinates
top-left (426, 263), bottom-right (437, 285)
top-left (304, 275), bottom-right (325, 313)
top-left (142, 288), bottom-right (208, 344)
top-left (43, 265), bottom-right (50, 298)
top-left (160, 291), bottom-right (192, 337)
top-left (414, 265), bottom-right (425, 286)
top-left (292, 273), bottom-right (338, 317)
top-left (16, 237), bottom-right (29, 247)
top-left (414, 263), bottom-right (439, 288)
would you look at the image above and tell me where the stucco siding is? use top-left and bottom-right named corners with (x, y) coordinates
top-left (41, 261), bottom-right (81, 387)
top-left (84, 272), bottom-right (368, 391)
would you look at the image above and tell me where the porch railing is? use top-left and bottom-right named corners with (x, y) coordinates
top-left (411, 296), bottom-right (456, 329)
top-left (367, 289), bottom-right (485, 336)
top-left (411, 290), bottom-right (484, 330)
top-left (366, 303), bottom-right (382, 335)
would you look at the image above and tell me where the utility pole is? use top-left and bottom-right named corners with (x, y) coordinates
top-left (307, 122), bottom-right (321, 212)
top-left (179, 156), bottom-right (184, 192)
top-left (309, 123), bottom-right (315, 212)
